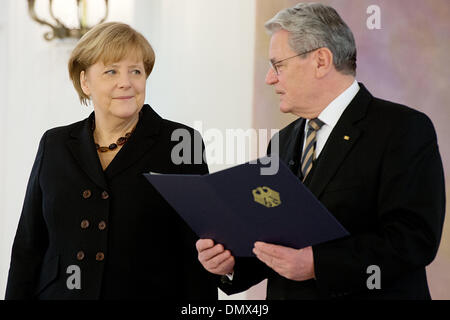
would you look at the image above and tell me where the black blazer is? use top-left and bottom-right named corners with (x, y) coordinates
top-left (6, 104), bottom-right (219, 300)
top-left (220, 84), bottom-right (446, 299)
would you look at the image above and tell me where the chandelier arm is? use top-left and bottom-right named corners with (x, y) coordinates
top-left (44, 31), bottom-right (55, 41)
top-left (96, 0), bottom-right (109, 25)
top-left (48, 0), bottom-right (66, 27)
top-left (76, 0), bottom-right (84, 29)
top-left (28, 0), bottom-right (110, 41)
top-left (27, 0), bottom-right (57, 29)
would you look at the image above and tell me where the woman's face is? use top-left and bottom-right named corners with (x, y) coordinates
top-left (80, 53), bottom-right (147, 120)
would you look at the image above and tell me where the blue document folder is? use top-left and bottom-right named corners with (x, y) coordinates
top-left (144, 155), bottom-right (349, 257)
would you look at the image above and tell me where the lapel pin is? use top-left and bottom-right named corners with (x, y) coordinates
top-left (344, 136), bottom-right (350, 141)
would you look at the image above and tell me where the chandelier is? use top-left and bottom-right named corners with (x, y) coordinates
top-left (27, 0), bottom-right (109, 41)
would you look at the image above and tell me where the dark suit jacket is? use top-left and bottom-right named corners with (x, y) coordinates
top-left (220, 84), bottom-right (446, 299)
top-left (6, 104), bottom-right (219, 300)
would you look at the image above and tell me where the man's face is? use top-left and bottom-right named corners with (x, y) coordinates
top-left (265, 30), bottom-right (316, 116)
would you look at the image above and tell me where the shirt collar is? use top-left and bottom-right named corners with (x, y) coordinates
top-left (314, 80), bottom-right (360, 128)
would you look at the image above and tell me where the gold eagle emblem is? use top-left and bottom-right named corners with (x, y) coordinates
top-left (252, 186), bottom-right (281, 208)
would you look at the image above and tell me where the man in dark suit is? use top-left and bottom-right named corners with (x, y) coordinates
top-left (196, 3), bottom-right (446, 299)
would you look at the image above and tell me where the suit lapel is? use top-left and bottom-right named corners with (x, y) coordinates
top-left (66, 105), bottom-right (162, 188)
top-left (307, 84), bottom-right (372, 198)
top-left (66, 114), bottom-right (109, 190)
top-left (104, 105), bottom-right (162, 180)
top-left (278, 118), bottom-right (306, 175)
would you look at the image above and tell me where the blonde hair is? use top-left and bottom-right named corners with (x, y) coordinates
top-left (68, 22), bottom-right (155, 106)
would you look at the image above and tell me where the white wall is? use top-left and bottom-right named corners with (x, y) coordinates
top-left (134, 0), bottom-right (257, 173)
top-left (133, 0), bottom-right (264, 299)
top-left (0, 0), bottom-right (10, 302)
top-left (0, 0), bottom-right (264, 300)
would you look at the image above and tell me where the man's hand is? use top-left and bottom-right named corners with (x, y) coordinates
top-left (196, 239), bottom-right (235, 275)
top-left (253, 242), bottom-right (315, 281)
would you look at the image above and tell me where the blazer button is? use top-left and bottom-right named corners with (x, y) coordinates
top-left (76, 251), bottom-right (85, 261)
top-left (98, 221), bottom-right (107, 231)
top-left (96, 252), bottom-right (105, 261)
top-left (82, 189), bottom-right (92, 199)
top-left (101, 191), bottom-right (109, 200)
top-left (80, 219), bottom-right (90, 229)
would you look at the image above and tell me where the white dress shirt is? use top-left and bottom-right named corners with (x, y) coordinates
top-left (303, 80), bottom-right (360, 158)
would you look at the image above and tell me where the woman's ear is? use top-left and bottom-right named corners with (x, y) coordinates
top-left (314, 47), bottom-right (334, 79)
top-left (80, 70), bottom-right (90, 96)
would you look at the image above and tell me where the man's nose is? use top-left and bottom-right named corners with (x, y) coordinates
top-left (265, 67), bottom-right (278, 85)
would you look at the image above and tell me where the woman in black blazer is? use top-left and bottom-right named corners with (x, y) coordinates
top-left (5, 22), bottom-right (218, 300)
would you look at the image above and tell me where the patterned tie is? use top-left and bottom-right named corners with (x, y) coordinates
top-left (301, 118), bottom-right (325, 181)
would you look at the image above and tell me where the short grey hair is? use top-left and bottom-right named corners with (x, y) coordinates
top-left (265, 3), bottom-right (357, 76)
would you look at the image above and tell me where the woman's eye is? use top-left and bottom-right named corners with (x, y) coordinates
top-left (105, 70), bottom-right (116, 75)
top-left (132, 69), bottom-right (142, 75)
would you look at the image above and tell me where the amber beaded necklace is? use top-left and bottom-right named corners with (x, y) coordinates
top-left (91, 112), bottom-right (140, 153)
top-left (95, 132), bottom-right (133, 153)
